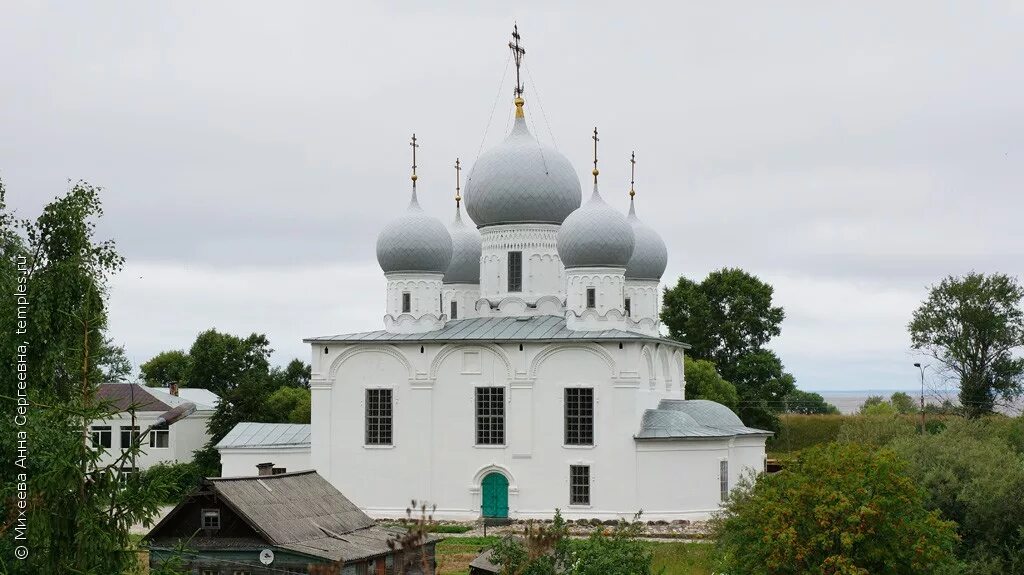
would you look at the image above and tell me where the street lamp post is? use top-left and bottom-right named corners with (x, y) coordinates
top-left (913, 363), bottom-right (925, 433)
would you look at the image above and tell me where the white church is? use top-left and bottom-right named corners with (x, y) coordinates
top-left (303, 30), bottom-right (769, 521)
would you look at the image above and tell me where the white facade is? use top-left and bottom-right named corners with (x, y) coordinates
top-left (307, 32), bottom-right (769, 521)
top-left (215, 421), bottom-right (312, 477)
top-left (219, 446), bottom-right (311, 477)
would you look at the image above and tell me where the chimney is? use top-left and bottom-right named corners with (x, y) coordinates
top-left (169, 382), bottom-right (179, 397)
top-left (257, 462), bottom-right (274, 476)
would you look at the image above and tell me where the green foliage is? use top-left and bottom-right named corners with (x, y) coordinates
top-left (566, 521), bottom-right (654, 575)
top-left (140, 350), bottom-right (192, 387)
top-left (891, 391), bottom-right (917, 414)
top-left (767, 414), bottom-right (850, 454)
top-left (713, 443), bottom-right (959, 575)
top-left (782, 389), bottom-right (839, 414)
top-left (861, 400), bottom-right (897, 416)
top-left (187, 328), bottom-right (273, 396)
top-left (268, 358), bottom-right (312, 389)
top-left (662, 269), bottom-right (794, 431)
top-left (141, 462), bottom-right (204, 504)
top-left (859, 392), bottom-right (917, 416)
top-left (682, 357), bottom-right (738, 411)
top-left (265, 386), bottom-right (312, 423)
top-left (837, 414), bottom-right (918, 447)
top-left (891, 421), bottom-right (1024, 573)
top-left (909, 272), bottom-right (1024, 416)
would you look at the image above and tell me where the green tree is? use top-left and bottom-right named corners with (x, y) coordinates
top-left (140, 350), bottom-right (192, 387)
top-left (909, 273), bottom-right (1024, 417)
top-left (890, 391), bottom-right (917, 414)
top-left (713, 443), bottom-right (959, 575)
top-left (265, 386), bottom-right (312, 423)
top-left (782, 389), bottom-right (839, 414)
top-left (683, 357), bottom-right (738, 412)
top-left (188, 328), bottom-right (272, 396)
top-left (662, 269), bottom-right (794, 431)
top-left (268, 358), bottom-right (312, 389)
top-left (0, 181), bottom-right (176, 574)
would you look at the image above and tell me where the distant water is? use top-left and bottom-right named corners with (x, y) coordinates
top-left (812, 389), bottom-right (1023, 416)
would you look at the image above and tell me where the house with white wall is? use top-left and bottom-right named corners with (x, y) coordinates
top-left (216, 422), bottom-right (311, 477)
top-left (92, 383), bottom-right (218, 472)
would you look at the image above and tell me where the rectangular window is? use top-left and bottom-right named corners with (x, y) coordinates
top-left (150, 423), bottom-right (169, 448)
top-left (401, 292), bottom-right (411, 313)
top-left (570, 465), bottom-right (590, 505)
top-left (201, 570), bottom-right (217, 575)
top-left (475, 387), bottom-right (505, 445)
top-left (564, 388), bottom-right (594, 445)
top-left (202, 508), bottom-right (221, 530)
top-left (450, 300), bottom-right (458, 320)
top-left (120, 426), bottom-right (140, 449)
top-left (507, 251), bottom-right (522, 292)
top-left (365, 388), bottom-right (393, 445)
top-left (624, 297), bottom-right (631, 317)
top-left (586, 288), bottom-right (596, 309)
top-left (720, 460), bottom-right (729, 502)
top-left (91, 426), bottom-right (111, 449)
top-left (272, 467), bottom-right (287, 475)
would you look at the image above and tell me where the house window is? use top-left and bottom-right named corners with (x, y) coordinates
top-left (624, 297), bottom-right (631, 317)
top-left (119, 426), bottom-right (140, 449)
top-left (150, 423), bottom-right (169, 448)
top-left (91, 426), bottom-right (111, 449)
top-left (564, 388), bottom-right (594, 445)
top-left (450, 300), bottom-right (458, 320)
top-left (720, 460), bottom-right (729, 502)
top-left (365, 389), bottom-right (393, 445)
top-left (570, 465), bottom-right (590, 505)
top-left (586, 288), bottom-right (596, 309)
top-left (201, 508), bottom-right (221, 530)
top-left (475, 387), bottom-right (505, 445)
top-left (401, 292), bottom-right (411, 313)
top-left (201, 570), bottom-right (217, 575)
top-left (272, 467), bottom-right (287, 475)
top-left (507, 251), bottom-right (522, 292)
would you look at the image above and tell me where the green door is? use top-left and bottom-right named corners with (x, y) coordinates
top-left (481, 472), bottom-right (509, 518)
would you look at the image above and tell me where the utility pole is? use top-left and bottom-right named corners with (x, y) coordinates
top-left (913, 363), bottom-right (925, 433)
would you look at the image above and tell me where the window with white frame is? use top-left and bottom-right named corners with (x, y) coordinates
top-left (570, 465), bottom-right (590, 505)
top-left (586, 288), bottom-right (596, 309)
top-left (91, 425), bottom-right (111, 449)
top-left (150, 423), bottom-right (169, 448)
top-left (720, 460), bottom-right (729, 502)
top-left (365, 388), bottom-right (393, 445)
top-left (119, 426), bottom-right (140, 449)
top-left (564, 388), bottom-right (594, 445)
top-left (475, 387), bottom-right (505, 445)
top-left (401, 292), bottom-right (411, 313)
top-left (201, 508), bottom-right (221, 530)
top-left (507, 251), bottom-right (522, 292)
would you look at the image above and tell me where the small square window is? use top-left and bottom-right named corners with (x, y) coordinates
top-left (450, 300), bottom-right (458, 319)
top-left (202, 508), bottom-right (221, 530)
top-left (401, 292), bottom-right (411, 313)
top-left (570, 465), bottom-right (590, 505)
top-left (91, 426), bottom-right (111, 449)
top-left (586, 288), bottom-right (596, 309)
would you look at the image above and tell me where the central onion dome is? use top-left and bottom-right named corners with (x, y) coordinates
top-left (443, 203), bottom-right (481, 283)
top-left (557, 179), bottom-right (635, 268)
top-left (625, 197), bottom-right (668, 280)
top-left (376, 188), bottom-right (453, 274)
top-left (464, 99), bottom-right (582, 227)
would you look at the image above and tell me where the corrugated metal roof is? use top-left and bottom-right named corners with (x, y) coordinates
top-left (305, 315), bottom-right (688, 347)
top-left (215, 422), bottom-right (311, 449)
top-left (635, 399), bottom-right (772, 439)
top-left (206, 471), bottom-right (413, 562)
top-left (147, 387), bottom-right (220, 411)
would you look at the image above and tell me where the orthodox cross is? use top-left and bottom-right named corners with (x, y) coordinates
top-left (410, 133), bottom-right (419, 189)
top-left (455, 158), bottom-right (462, 207)
top-left (509, 23), bottom-right (526, 97)
top-left (630, 151), bottom-right (636, 198)
top-left (592, 127), bottom-right (600, 183)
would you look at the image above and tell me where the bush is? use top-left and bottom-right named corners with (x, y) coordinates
top-left (781, 389), bottom-right (839, 414)
top-left (712, 443), bottom-right (959, 575)
top-left (767, 414), bottom-right (849, 454)
top-left (836, 414), bottom-right (918, 447)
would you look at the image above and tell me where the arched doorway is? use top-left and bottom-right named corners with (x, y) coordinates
top-left (481, 472), bottom-right (509, 518)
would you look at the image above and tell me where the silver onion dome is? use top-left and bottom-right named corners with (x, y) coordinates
top-left (443, 204), bottom-right (481, 284)
top-left (556, 181), bottom-right (635, 268)
top-left (624, 197), bottom-right (668, 280)
top-left (376, 189), bottom-right (453, 274)
top-left (464, 100), bottom-right (582, 227)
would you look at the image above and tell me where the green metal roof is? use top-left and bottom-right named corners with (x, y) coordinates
top-left (304, 315), bottom-right (688, 347)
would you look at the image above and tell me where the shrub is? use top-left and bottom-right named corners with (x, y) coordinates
top-left (767, 414), bottom-right (849, 453)
top-left (712, 443), bottom-right (959, 575)
top-left (836, 414), bottom-right (917, 447)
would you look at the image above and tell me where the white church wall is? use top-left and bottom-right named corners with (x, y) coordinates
top-left (479, 224), bottom-right (564, 304)
top-left (624, 279), bottom-right (660, 326)
top-left (442, 284), bottom-right (480, 320)
top-left (218, 447), bottom-right (311, 477)
top-left (636, 440), bottom-right (730, 519)
top-left (383, 273), bottom-right (446, 333)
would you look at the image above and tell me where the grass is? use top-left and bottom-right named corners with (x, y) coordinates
top-left (435, 537), bottom-right (715, 575)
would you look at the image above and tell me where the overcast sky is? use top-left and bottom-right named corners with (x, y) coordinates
top-left (3, 2), bottom-right (1022, 391)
